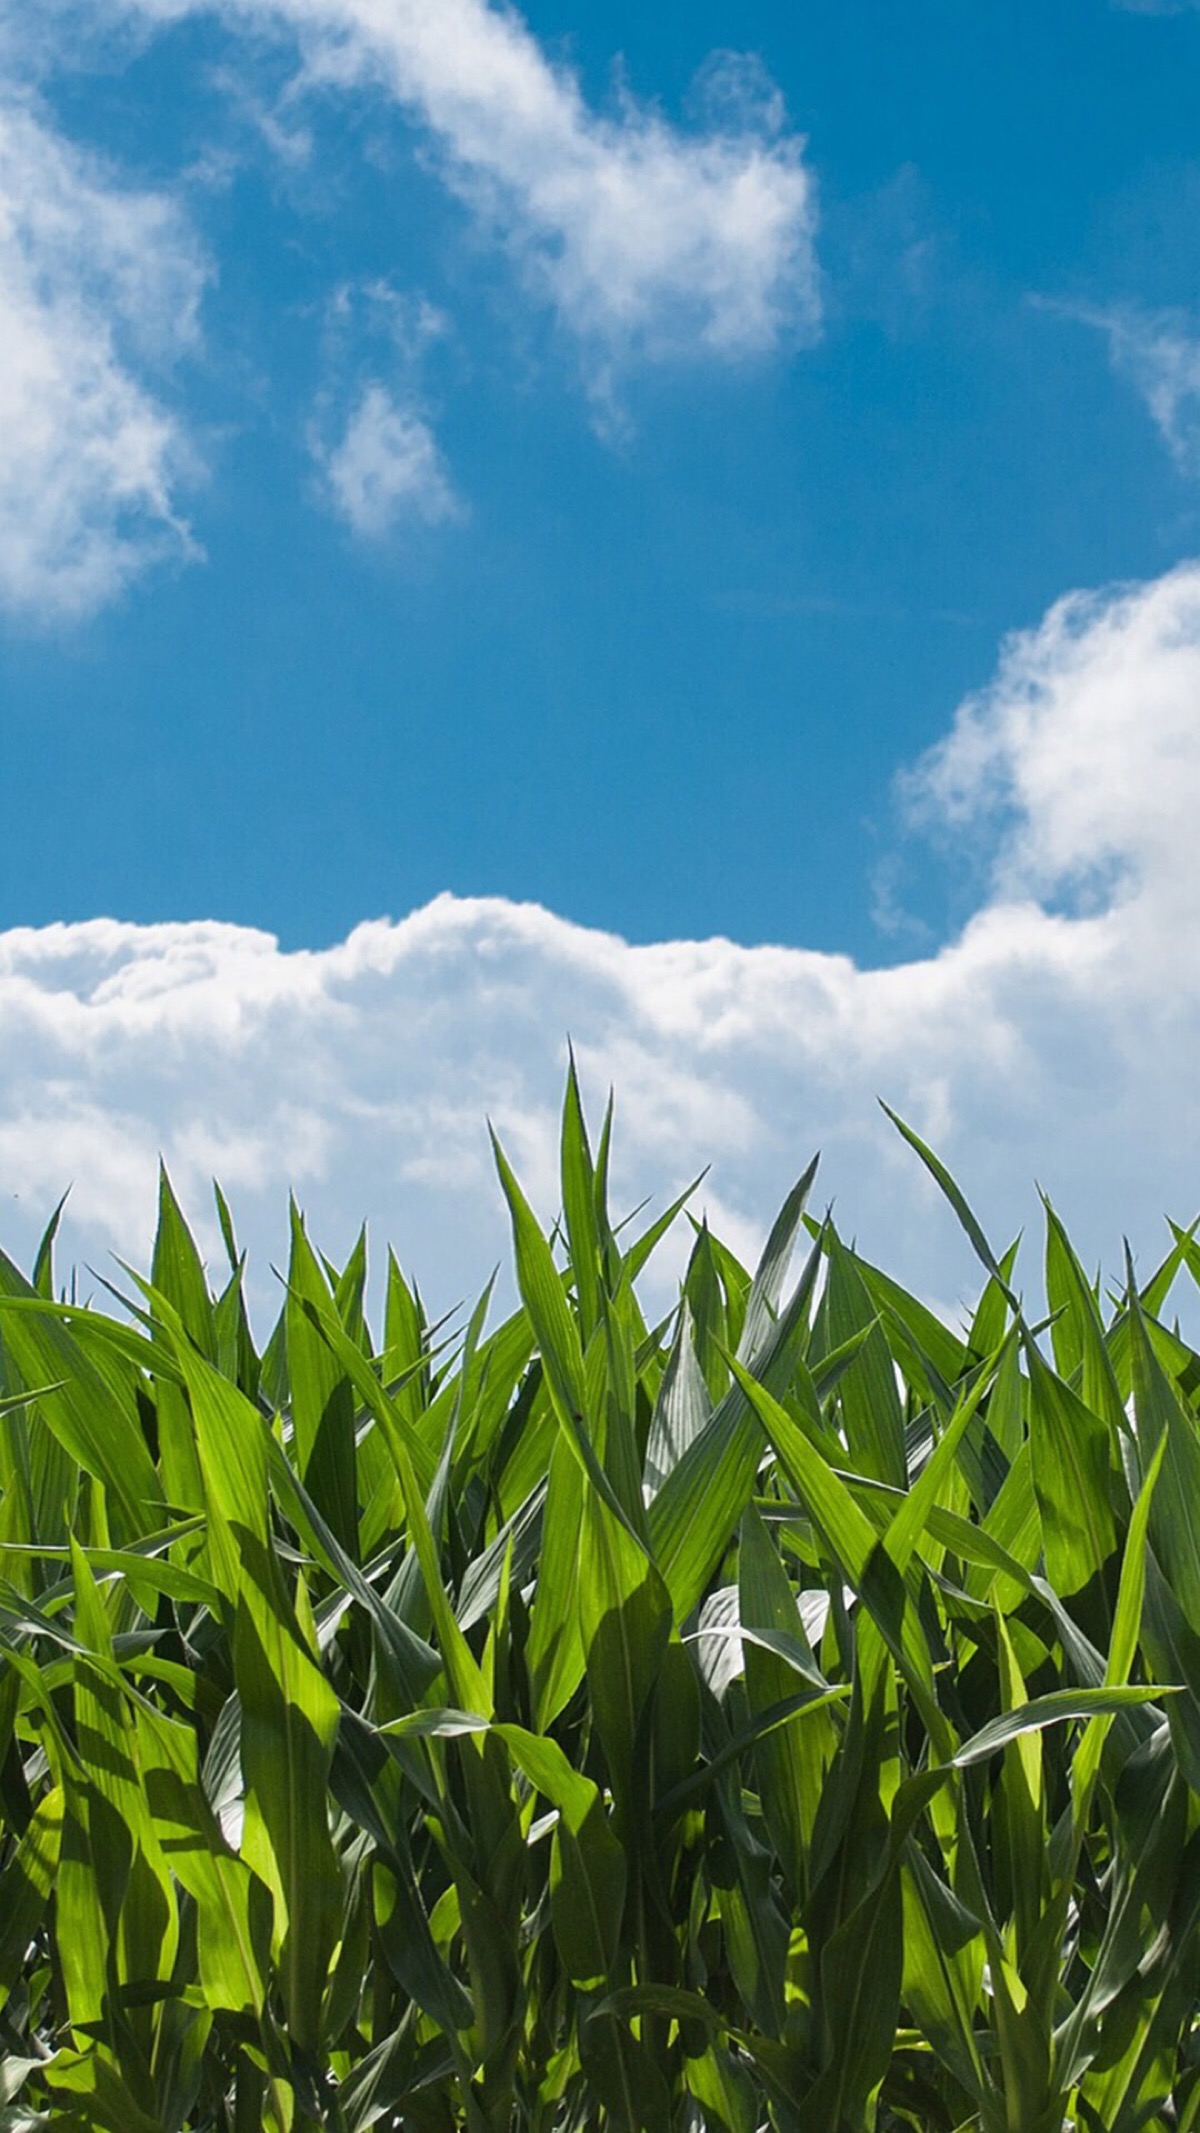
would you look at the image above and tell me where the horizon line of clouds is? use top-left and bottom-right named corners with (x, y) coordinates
top-left (0, 0), bottom-right (818, 619)
top-left (4, 557), bottom-right (1200, 1325)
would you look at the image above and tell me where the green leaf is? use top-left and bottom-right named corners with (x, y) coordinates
top-left (880, 1102), bottom-right (1009, 1288)
top-left (31, 1191), bottom-right (69, 1303)
top-left (951, 1686), bottom-right (1174, 1769)
top-left (708, 1791), bottom-right (789, 2033)
top-left (497, 1724), bottom-right (626, 1987)
top-left (725, 1352), bottom-right (944, 1744)
top-left (643, 1300), bottom-right (711, 1498)
top-left (0, 1266), bottom-right (164, 1536)
top-left (578, 1481), bottom-right (672, 1808)
top-left (1073, 1431), bottom-right (1167, 1817)
top-left (1042, 1197), bottom-right (1127, 1439)
top-left (579, 2000), bottom-right (673, 2132)
top-left (44, 2050), bottom-right (165, 2133)
top-left (136, 1702), bottom-right (272, 2021)
top-left (561, 1047), bottom-right (603, 1345)
top-left (822, 1227), bottom-right (907, 1488)
top-left (738, 1502), bottom-right (832, 1897)
top-left (884, 1333), bottom-right (1013, 1574)
top-left (622, 1171), bottom-right (707, 1285)
top-left (737, 1155), bottom-right (820, 1364)
top-left (650, 1223), bottom-right (823, 1620)
top-left (848, 1243), bottom-right (970, 1392)
top-left (526, 1431), bottom-right (587, 1730)
top-left (1023, 1336), bottom-right (1118, 1602)
top-left (0, 1785), bottom-right (63, 2006)
top-left (1126, 1280), bottom-right (1200, 1639)
top-left (806, 1863), bottom-right (905, 2133)
top-left (967, 1235), bottom-right (1021, 1365)
top-left (151, 1320), bottom-right (343, 2055)
top-left (151, 1165), bottom-right (216, 1360)
top-left (284, 1202), bottom-right (360, 1559)
top-left (686, 2040), bottom-right (760, 2133)
top-left (900, 1848), bottom-right (988, 2105)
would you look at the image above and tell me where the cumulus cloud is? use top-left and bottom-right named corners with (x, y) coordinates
top-left (112, 0), bottom-right (818, 372)
top-left (4, 559), bottom-right (1200, 1327)
top-left (909, 561), bottom-right (1200, 911)
top-left (0, 95), bottom-right (205, 620)
top-left (314, 383), bottom-right (462, 537)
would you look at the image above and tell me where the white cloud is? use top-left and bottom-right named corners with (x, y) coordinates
top-left (314, 382), bottom-right (462, 537)
top-left (0, 95), bottom-right (206, 620)
top-left (5, 560), bottom-right (1200, 1328)
top-left (908, 561), bottom-right (1200, 911)
top-left (1109, 312), bottom-right (1200, 473)
top-left (1044, 301), bottom-right (1200, 474)
top-left (0, 1), bottom-right (813, 609)
top-left (114, 0), bottom-right (818, 372)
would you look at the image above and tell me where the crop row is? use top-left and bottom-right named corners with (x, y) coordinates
top-left (0, 1070), bottom-right (1197, 2130)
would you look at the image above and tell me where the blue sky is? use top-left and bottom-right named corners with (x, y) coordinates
top-left (4, 0), bottom-right (1200, 1313)
top-left (4, 0), bottom-right (1200, 957)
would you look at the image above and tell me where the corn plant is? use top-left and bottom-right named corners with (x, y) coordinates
top-left (0, 1065), bottom-right (1198, 2130)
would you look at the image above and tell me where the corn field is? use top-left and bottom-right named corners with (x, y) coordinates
top-left (1, 1068), bottom-right (1199, 2130)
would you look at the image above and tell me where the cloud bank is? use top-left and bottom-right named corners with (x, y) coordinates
top-left (0, 95), bottom-right (205, 620)
top-left (5, 560), bottom-right (1200, 1328)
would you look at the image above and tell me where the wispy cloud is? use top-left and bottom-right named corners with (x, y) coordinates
top-left (6, 562), bottom-right (1200, 1319)
top-left (0, 0), bottom-right (818, 610)
top-left (108, 0), bottom-right (818, 378)
top-left (309, 283), bottom-right (463, 538)
top-left (204, 60), bottom-right (315, 170)
top-left (314, 382), bottom-right (462, 538)
top-left (0, 94), bottom-right (206, 621)
top-left (1039, 298), bottom-right (1200, 474)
